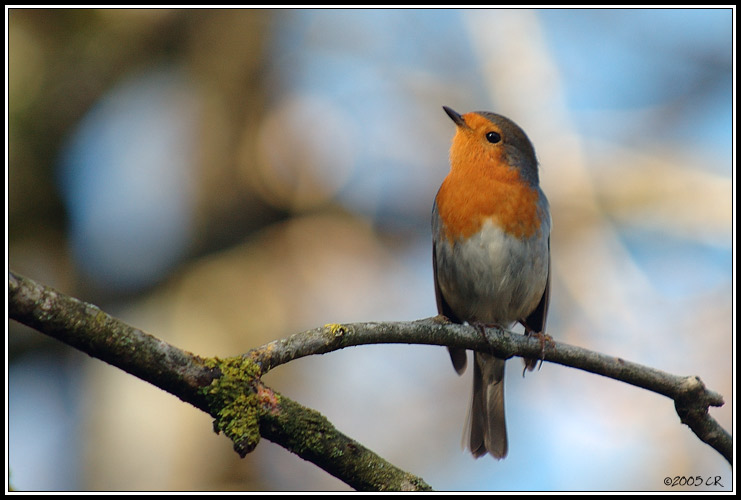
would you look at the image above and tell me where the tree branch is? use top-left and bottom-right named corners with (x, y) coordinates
top-left (8, 268), bottom-right (732, 490)
top-left (249, 319), bottom-right (731, 464)
top-left (8, 271), bottom-right (432, 491)
top-left (8, 271), bottom-right (216, 409)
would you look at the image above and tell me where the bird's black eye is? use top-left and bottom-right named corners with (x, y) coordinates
top-left (486, 131), bottom-right (501, 144)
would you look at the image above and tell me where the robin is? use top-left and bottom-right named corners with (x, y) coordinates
top-left (433, 106), bottom-right (551, 459)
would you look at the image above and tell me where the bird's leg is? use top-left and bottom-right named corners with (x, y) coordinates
top-left (522, 327), bottom-right (554, 373)
top-left (470, 321), bottom-right (504, 357)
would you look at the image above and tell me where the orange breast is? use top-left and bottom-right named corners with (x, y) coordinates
top-left (436, 164), bottom-right (541, 243)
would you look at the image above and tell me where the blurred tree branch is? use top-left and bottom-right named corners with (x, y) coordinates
top-left (8, 270), bottom-right (732, 491)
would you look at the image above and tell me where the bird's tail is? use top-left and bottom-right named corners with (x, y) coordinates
top-left (466, 352), bottom-right (508, 459)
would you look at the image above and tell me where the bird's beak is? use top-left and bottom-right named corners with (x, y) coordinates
top-left (443, 106), bottom-right (467, 128)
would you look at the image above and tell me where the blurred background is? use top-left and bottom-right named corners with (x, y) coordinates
top-left (7, 8), bottom-right (733, 492)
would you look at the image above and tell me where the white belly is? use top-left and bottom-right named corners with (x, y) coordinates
top-left (434, 217), bottom-right (549, 325)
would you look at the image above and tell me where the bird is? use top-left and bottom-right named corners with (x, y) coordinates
top-left (432, 106), bottom-right (551, 459)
